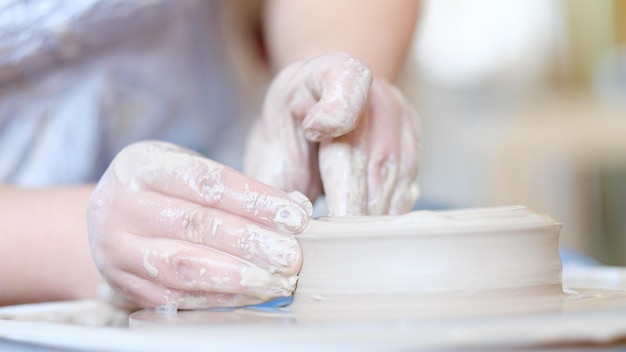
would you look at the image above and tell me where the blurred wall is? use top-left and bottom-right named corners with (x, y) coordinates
top-left (401, 0), bottom-right (626, 264)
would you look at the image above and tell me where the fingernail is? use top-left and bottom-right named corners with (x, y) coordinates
top-left (273, 202), bottom-right (309, 233)
top-left (287, 191), bottom-right (313, 217)
top-left (241, 225), bottom-right (301, 274)
top-left (304, 128), bottom-right (322, 142)
top-left (267, 237), bottom-right (301, 272)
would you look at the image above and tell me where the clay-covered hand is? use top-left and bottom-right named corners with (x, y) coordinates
top-left (87, 141), bottom-right (312, 309)
top-left (244, 53), bottom-right (420, 216)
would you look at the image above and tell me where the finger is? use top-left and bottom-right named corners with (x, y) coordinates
top-left (105, 269), bottom-right (266, 309)
top-left (112, 141), bottom-right (312, 234)
top-left (364, 80), bottom-right (403, 215)
top-left (243, 117), bottom-right (322, 200)
top-left (319, 111), bottom-right (370, 216)
top-left (245, 53), bottom-right (371, 201)
top-left (120, 191), bottom-right (302, 275)
top-left (298, 53), bottom-right (373, 141)
top-left (261, 53), bottom-right (372, 141)
top-left (112, 236), bottom-right (297, 301)
top-left (389, 87), bottom-right (421, 214)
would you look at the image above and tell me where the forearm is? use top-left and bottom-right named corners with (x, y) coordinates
top-left (263, 0), bottom-right (419, 81)
top-left (0, 184), bottom-right (103, 306)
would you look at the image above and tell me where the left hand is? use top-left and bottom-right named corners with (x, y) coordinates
top-left (87, 141), bottom-right (311, 309)
top-left (244, 53), bottom-right (420, 215)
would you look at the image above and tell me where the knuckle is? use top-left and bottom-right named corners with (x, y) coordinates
top-left (170, 252), bottom-right (193, 274)
top-left (181, 208), bottom-right (220, 245)
top-left (370, 154), bottom-right (399, 185)
top-left (169, 252), bottom-right (202, 288)
top-left (193, 165), bottom-right (225, 204)
top-left (114, 141), bottom-right (151, 167)
top-left (110, 142), bottom-right (152, 191)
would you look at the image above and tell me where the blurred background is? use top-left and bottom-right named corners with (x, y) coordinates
top-left (1, 0), bottom-right (624, 266)
top-left (398, 0), bottom-right (626, 265)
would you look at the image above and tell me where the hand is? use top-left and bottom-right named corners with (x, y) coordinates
top-left (87, 141), bottom-right (312, 309)
top-left (244, 53), bottom-right (420, 216)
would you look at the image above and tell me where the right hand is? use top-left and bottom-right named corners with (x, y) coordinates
top-left (87, 141), bottom-right (312, 309)
top-left (244, 53), bottom-right (420, 216)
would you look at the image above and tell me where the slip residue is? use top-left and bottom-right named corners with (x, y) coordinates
top-left (142, 248), bottom-right (159, 278)
top-left (240, 265), bottom-right (297, 299)
top-left (237, 225), bottom-right (300, 272)
top-left (243, 190), bottom-right (309, 232)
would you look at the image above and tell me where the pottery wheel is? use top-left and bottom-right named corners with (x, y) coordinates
top-left (2, 206), bottom-right (626, 350)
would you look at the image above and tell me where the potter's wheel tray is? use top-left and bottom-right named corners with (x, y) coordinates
top-left (2, 207), bottom-right (626, 350)
top-left (1, 269), bottom-right (626, 351)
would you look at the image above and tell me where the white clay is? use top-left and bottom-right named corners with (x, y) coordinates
top-left (239, 266), bottom-right (297, 299)
top-left (141, 248), bottom-right (159, 278)
top-left (291, 206), bottom-right (564, 319)
top-left (297, 206), bottom-right (562, 294)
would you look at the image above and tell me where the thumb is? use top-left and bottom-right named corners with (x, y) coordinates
top-left (300, 53), bottom-right (372, 141)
